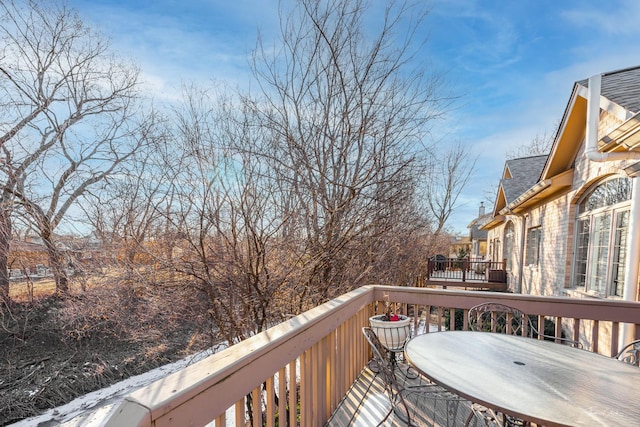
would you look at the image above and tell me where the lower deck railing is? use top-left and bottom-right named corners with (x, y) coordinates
top-left (104, 285), bottom-right (640, 427)
top-left (427, 258), bottom-right (507, 283)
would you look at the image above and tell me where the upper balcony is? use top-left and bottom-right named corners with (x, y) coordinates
top-left (104, 285), bottom-right (640, 426)
top-left (424, 257), bottom-right (508, 291)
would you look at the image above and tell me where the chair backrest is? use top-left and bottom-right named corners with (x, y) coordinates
top-left (362, 327), bottom-right (399, 391)
top-left (468, 302), bottom-right (582, 348)
top-left (362, 327), bottom-right (413, 425)
top-left (468, 302), bottom-right (528, 336)
top-left (616, 340), bottom-right (640, 366)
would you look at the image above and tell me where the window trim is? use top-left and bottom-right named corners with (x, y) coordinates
top-left (572, 176), bottom-right (632, 298)
top-left (503, 222), bottom-right (515, 271)
top-left (526, 226), bottom-right (541, 266)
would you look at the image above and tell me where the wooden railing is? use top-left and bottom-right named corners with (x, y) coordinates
top-left (425, 258), bottom-right (508, 290)
top-left (104, 286), bottom-right (640, 427)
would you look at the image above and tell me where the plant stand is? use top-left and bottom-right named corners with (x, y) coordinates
top-left (369, 315), bottom-right (411, 364)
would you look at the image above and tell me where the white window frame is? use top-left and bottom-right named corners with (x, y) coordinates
top-left (526, 226), bottom-right (541, 266)
top-left (503, 222), bottom-right (515, 270)
top-left (572, 177), bottom-right (631, 298)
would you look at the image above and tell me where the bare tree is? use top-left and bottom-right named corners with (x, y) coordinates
top-left (506, 128), bottom-right (556, 159)
top-left (80, 116), bottom-right (172, 279)
top-left (58, 0), bottom-right (472, 345)
top-left (242, 0), bottom-right (456, 307)
top-left (424, 142), bottom-right (477, 236)
top-left (0, 0), bottom-right (140, 297)
top-left (141, 86), bottom-right (295, 344)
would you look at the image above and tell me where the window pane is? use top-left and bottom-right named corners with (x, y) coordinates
top-left (574, 218), bottom-right (590, 288)
top-left (587, 213), bottom-right (611, 295)
top-left (504, 223), bottom-right (514, 270)
top-left (579, 177), bottom-right (632, 214)
top-left (526, 227), bottom-right (540, 265)
top-left (611, 210), bottom-right (629, 297)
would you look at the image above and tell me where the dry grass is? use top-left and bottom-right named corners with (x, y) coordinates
top-left (1, 272), bottom-right (214, 425)
top-left (8, 279), bottom-right (58, 302)
top-left (7, 266), bottom-right (177, 302)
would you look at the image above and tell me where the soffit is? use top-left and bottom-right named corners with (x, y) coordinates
top-left (480, 215), bottom-right (505, 231)
top-left (502, 168), bottom-right (574, 215)
top-left (543, 93), bottom-right (585, 180)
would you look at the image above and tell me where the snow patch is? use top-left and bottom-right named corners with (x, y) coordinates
top-left (9, 344), bottom-right (226, 427)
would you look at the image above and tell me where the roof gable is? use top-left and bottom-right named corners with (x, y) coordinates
top-left (502, 155), bottom-right (547, 202)
top-left (483, 65), bottom-right (640, 230)
top-left (544, 65), bottom-right (640, 181)
top-left (490, 155), bottom-right (547, 217)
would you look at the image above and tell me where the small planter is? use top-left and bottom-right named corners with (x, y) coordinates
top-left (369, 314), bottom-right (411, 351)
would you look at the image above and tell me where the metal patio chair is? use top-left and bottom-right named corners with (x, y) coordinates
top-left (362, 327), bottom-right (463, 426)
top-left (468, 302), bottom-right (528, 335)
top-left (616, 339), bottom-right (640, 366)
top-left (468, 302), bottom-right (582, 347)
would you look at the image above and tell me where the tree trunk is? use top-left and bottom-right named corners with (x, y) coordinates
top-left (0, 207), bottom-right (11, 302)
top-left (40, 224), bottom-right (69, 294)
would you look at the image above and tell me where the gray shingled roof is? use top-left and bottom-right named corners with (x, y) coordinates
top-left (577, 65), bottom-right (640, 113)
top-left (501, 155), bottom-right (548, 204)
top-left (469, 213), bottom-right (491, 239)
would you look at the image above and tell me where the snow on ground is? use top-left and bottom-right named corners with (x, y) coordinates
top-left (9, 345), bottom-right (226, 427)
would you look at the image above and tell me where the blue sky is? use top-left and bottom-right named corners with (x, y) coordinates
top-left (68, 0), bottom-right (640, 234)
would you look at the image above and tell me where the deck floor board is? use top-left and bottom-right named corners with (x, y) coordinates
top-left (326, 363), bottom-right (491, 426)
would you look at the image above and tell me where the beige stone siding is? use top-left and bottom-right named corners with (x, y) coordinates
top-left (529, 194), bottom-right (569, 296)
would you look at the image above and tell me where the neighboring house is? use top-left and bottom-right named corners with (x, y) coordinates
top-left (8, 240), bottom-right (50, 278)
top-left (481, 65), bottom-right (640, 348)
top-left (482, 155), bottom-right (548, 284)
top-left (7, 234), bottom-right (104, 279)
top-left (448, 235), bottom-right (471, 259)
top-left (467, 202), bottom-right (491, 260)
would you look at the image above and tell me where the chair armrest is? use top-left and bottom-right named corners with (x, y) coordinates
top-left (536, 333), bottom-right (582, 349)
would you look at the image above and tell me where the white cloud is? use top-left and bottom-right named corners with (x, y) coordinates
top-left (561, 0), bottom-right (640, 37)
top-left (62, 0), bottom-right (640, 234)
top-left (70, 0), bottom-right (281, 102)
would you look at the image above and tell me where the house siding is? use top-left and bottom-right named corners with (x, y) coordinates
top-left (492, 115), bottom-right (636, 297)
top-left (484, 67), bottom-right (640, 353)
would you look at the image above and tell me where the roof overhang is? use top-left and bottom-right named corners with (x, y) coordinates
top-left (499, 168), bottom-right (574, 215)
top-left (480, 215), bottom-right (505, 230)
top-left (542, 87), bottom-right (585, 180)
top-left (598, 112), bottom-right (640, 152)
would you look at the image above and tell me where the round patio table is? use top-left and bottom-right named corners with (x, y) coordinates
top-left (404, 330), bottom-right (640, 426)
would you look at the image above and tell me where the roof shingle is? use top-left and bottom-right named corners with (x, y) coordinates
top-left (501, 155), bottom-right (548, 204)
top-left (577, 65), bottom-right (640, 113)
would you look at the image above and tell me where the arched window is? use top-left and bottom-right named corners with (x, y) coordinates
top-left (573, 177), bottom-right (631, 297)
top-left (503, 222), bottom-right (515, 270)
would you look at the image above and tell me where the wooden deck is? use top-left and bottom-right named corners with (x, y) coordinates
top-left (326, 362), bottom-right (490, 426)
top-left (102, 286), bottom-right (640, 427)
